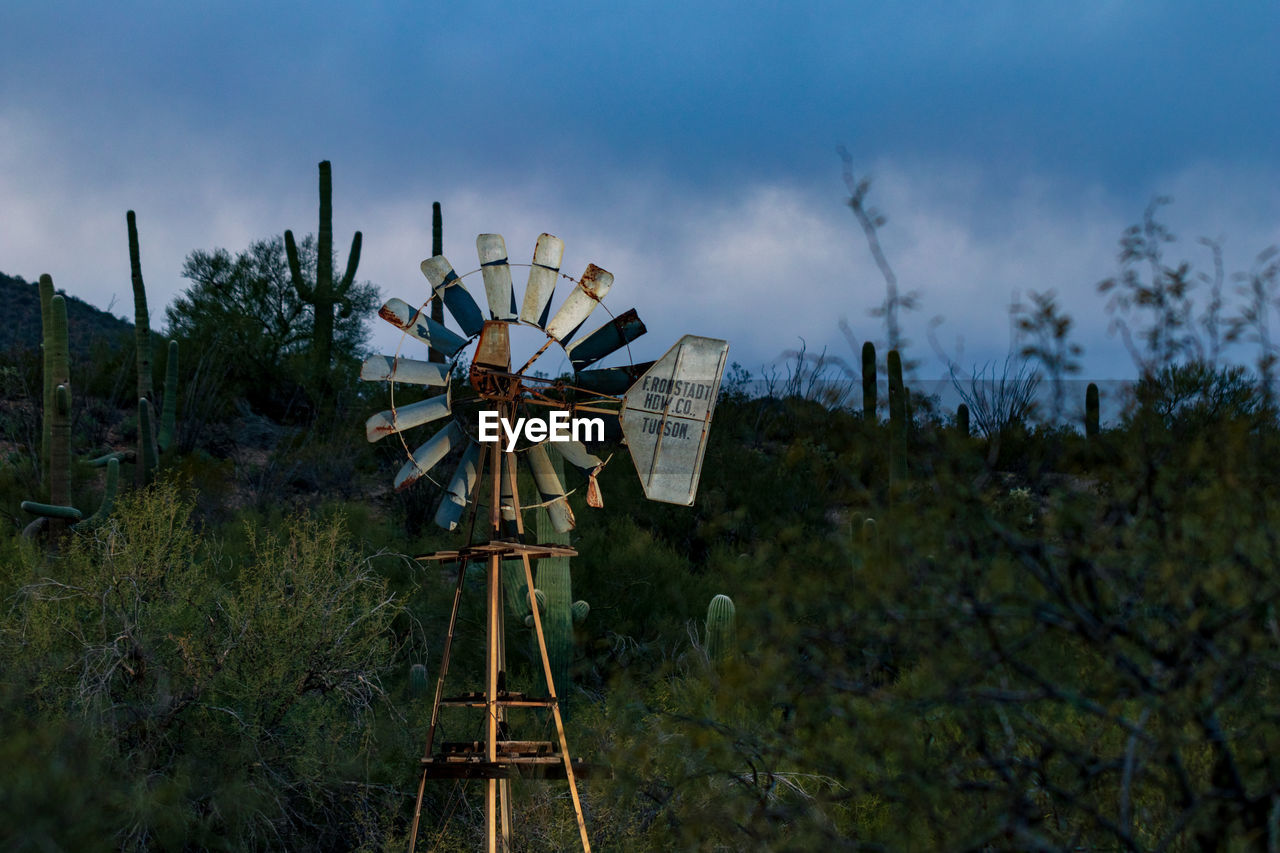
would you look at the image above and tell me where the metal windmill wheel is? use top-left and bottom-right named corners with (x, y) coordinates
top-left (362, 232), bottom-right (649, 533)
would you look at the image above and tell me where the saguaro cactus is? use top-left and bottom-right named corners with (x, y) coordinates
top-left (532, 502), bottom-right (589, 716)
top-left (23, 285), bottom-right (118, 537)
top-left (127, 211), bottom-right (154, 404)
top-left (47, 295), bottom-right (71, 510)
top-left (39, 274), bottom-right (54, 477)
top-left (409, 663), bottom-right (429, 699)
top-left (1085, 382), bottom-right (1100, 438)
top-left (862, 341), bottom-right (877, 422)
top-left (429, 202), bottom-right (446, 365)
top-left (705, 594), bottom-right (737, 662)
top-left (957, 403), bottom-right (970, 437)
top-left (887, 349), bottom-right (907, 485)
top-left (285, 160), bottom-right (362, 377)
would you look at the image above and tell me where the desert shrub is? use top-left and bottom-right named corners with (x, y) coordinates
top-left (0, 480), bottom-right (410, 850)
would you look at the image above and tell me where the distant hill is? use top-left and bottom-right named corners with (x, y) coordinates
top-left (0, 270), bottom-right (133, 357)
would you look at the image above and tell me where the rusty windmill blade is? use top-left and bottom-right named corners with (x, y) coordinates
top-left (521, 233), bottom-right (564, 328)
top-left (360, 355), bottom-right (450, 387)
top-left (421, 255), bottom-right (485, 337)
top-left (477, 234), bottom-right (519, 321)
top-left (378, 297), bottom-right (467, 359)
top-left (550, 440), bottom-right (606, 508)
top-left (365, 385), bottom-right (452, 443)
top-left (545, 264), bottom-right (613, 344)
top-left (526, 443), bottom-right (575, 533)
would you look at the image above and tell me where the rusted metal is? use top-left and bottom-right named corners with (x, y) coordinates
top-left (521, 233), bottom-right (563, 327)
top-left (565, 307), bottom-right (647, 370)
top-left (551, 441), bottom-right (607, 509)
top-left (545, 264), bottom-right (613, 343)
top-left (365, 389), bottom-right (452, 442)
top-left (379, 297), bottom-right (467, 358)
top-left (477, 234), bottom-right (519, 321)
top-left (421, 255), bottom-right (485, 337)
top-left (620, 335), bottom-right (729, 505)
top-left (470, 321), bottom-right (520, 401)
top-left (361, 354), bottom-right (449, 387)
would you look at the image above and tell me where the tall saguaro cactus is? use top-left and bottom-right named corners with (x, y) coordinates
top-left (46, 294), bottom-right (71, 510)
top-left (428, 201), bottom-right (446, 364)
top-left (887, 349), bottom-right (908, 486)
top-left (23, 282), bottom-right (118, 537)
top-left (862, 341), bottom-right (877, 422)
top-left (285, 160), bottom-right (362, 377)
top-left (127, 211), bottom-right (153, 404)
top-left (39, 274), bottom-right (55, 479)
top-left (1085, 382), bottom-right (1100, 438)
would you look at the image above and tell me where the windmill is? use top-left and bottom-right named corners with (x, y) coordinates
top-left (363, 231), bottom-right (728, 853)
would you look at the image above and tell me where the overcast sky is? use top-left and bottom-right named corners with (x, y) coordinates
top-left (2, 1), bottom-right (1277, 383)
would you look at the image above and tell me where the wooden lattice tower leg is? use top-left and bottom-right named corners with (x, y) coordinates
top-left (407, 424), bottom-right (591, 853)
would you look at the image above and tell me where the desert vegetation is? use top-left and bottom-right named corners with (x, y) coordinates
top-left (2, 179), bottom-right (1279, 851)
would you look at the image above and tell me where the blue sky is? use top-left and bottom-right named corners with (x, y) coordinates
top-left (2, 1), bottom-right (1277, 383)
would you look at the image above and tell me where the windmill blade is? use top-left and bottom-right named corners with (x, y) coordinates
top-left (361, 355), bottom-right (450, 387)
top-left (365, 387), bottom-right (452, 442)
top-left (564, 308), bottom-right (647, 370)
top-left (520, 233), bottom-right (564, 328)
top-left (620, 335), bottom-right (729, 505)
top-left (545, 264), bottom-right (613, 343)
top-left (550, 440), bottom-right (605, 508)
top-left (526, 444), bottom-right (575, 533)
top-left (574, 361), bottom-right (655, 396)
top-left (394, 421), bottom-right (464, 490)
top-left (498, 450), bottom-right (519, 536)
top-left (434, 441), bottom-right (482, 531)
top-left (378, 297), bottom-right (467, 358)
top-left (477, 234), bottom-right (518, 321)
top-left (421, 256), bottom-right (485, 337)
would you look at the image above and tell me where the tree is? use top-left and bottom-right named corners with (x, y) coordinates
top-left (166, 235), bottom-right (378, 420)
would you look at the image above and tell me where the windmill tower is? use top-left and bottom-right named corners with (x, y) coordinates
top-left (362, 231), bottom-right (728, 852)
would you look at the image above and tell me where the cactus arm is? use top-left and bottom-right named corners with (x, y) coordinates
top-left (20, 501), bottom-right (83, 521)
top-left (158, 340), bottom-right (178, 451)
top-left (284, 229), bottom-right (314, 301)
top-left (338, 231), bottom-right (362, 293)
top-left (138, 398), bottom-right (157, 485)
top-left (90, 450), bottom-right (136, 466)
